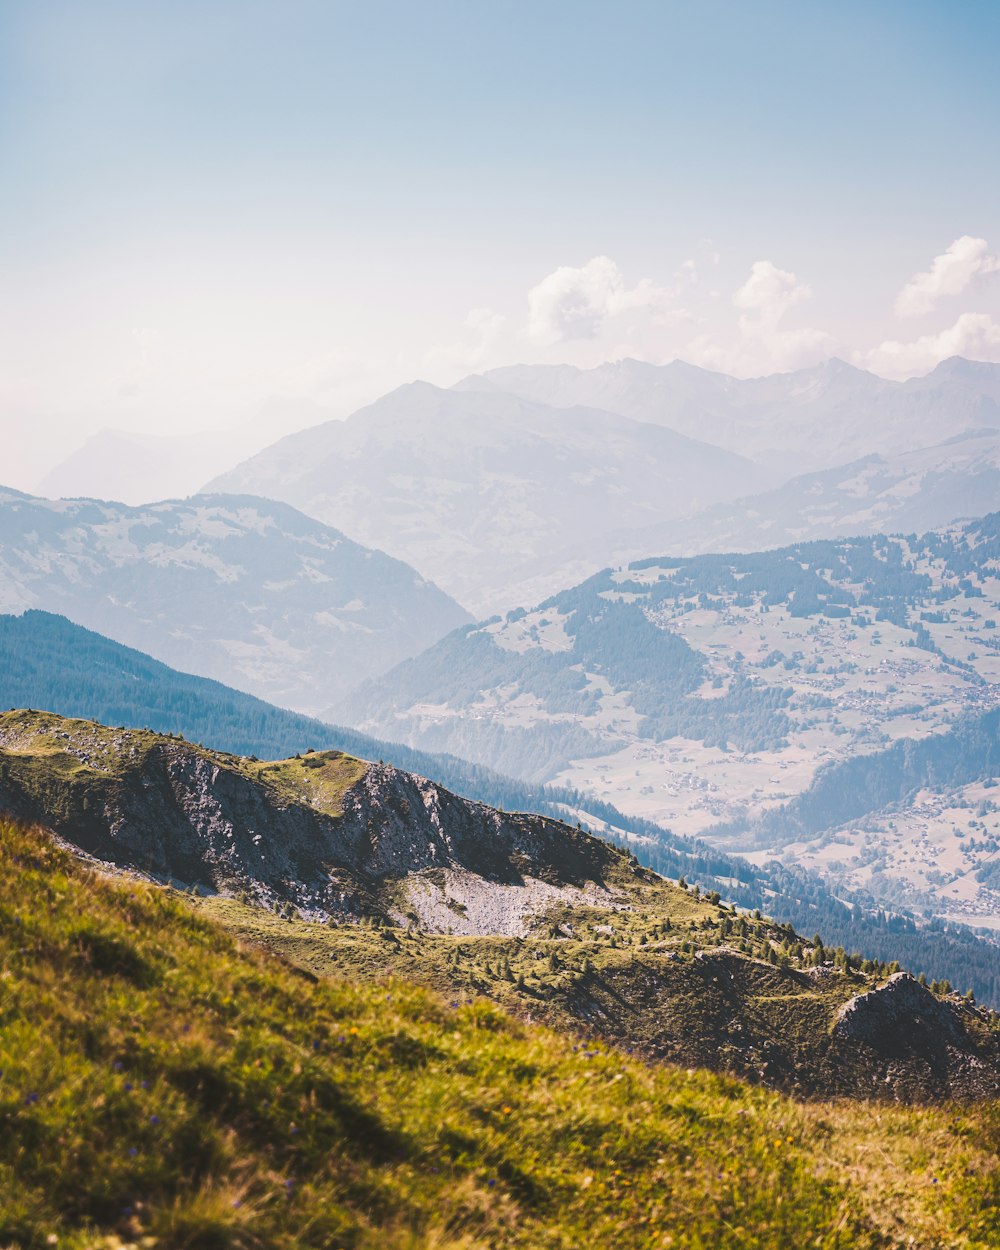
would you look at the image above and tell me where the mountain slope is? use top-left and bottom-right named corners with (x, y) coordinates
top-left (207, 382), bottom-right (766, 614)
top-left (5, 615), bottom-right (998, 1000)
top-left (5, 817), bottom-right (999, 1250)
top-left (0, 708), bottom-right (617, 928)
top-left (0, 489), bottom-right (469, 713)
top-left (344, 516), bottom-right (1000, 926)
top-left (617, 427), bottom-right (1000, 559)
top-left (1, 713), bottom-right (998, 1103)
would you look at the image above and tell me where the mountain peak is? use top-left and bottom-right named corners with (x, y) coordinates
top-left (928, 355), bottom-right (1000, 380)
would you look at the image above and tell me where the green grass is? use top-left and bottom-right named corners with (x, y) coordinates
top-left (200, 877), bottom-right (1000, 1097)
top-left (2, 819), bottom-right (999, 1250)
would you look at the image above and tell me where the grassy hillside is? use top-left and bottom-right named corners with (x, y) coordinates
top-left (200, 884), bottom-right (1000, 1103)
top-left (2, 816), bottom-right (999, 1250)
top-left (1, 707), bottom-right (997, 1102)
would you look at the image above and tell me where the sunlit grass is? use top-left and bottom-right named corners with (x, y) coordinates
top-left (1, 819), bottom-right (997, 1249)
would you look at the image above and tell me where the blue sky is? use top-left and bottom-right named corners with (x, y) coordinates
top-left (3, 0), bottom-right (1000, 487)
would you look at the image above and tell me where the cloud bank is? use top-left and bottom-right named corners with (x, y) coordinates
top-left (860, 312), bottom-right (1000, 378)
top-left (895, 236), bottom-right (1000, 318)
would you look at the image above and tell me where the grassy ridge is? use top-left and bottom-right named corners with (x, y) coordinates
top-left (1, 819), bottom-right (999, 1249)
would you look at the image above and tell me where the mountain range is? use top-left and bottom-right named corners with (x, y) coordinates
top-left (204, 356), bottom-right (1000, 614)
top-left (467, 355), bottom-right (1000, 473)
top-left (0, 488), bottom-right (468, 713)
top-left (208, 382), bottom-right (766, 614)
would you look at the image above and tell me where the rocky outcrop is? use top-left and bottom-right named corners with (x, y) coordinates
top-left (0, 712), bottom-right (621, 926)
top-left (833, 973), bottom-right (959, 1045)
top-left (829, 973), bottom-right (998, 1100)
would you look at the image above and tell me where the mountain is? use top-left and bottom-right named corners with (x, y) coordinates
top-left (617, 426), bottom-right (1000, 559)
top-left (0, 489), bottom-right (468, 714)
top-left (343, 516), bottom-right (1000, 929)
top-left (206, 382), bottom-right (767, 615)
top-left (4, 820), bottom-right (998, 1250)
top-left (465, 355), bottom-right (1000, 476)
top-left (206, 359), bottom-right (1000, 614)
top-left (35, 429), bottom-right (245, 508)
top-left (7, 613), bottom-right (998, 1001)
top-left (36, 398), bottom-right (335, 507)
top-left (2, 711), bottom-right (998, 1103)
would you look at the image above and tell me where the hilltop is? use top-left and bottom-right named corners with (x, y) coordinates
top-left (1, 709), bottom-right (997, 1102)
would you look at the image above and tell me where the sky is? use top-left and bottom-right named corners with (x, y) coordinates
top-left (2, 0), bottom-right (1000, 491)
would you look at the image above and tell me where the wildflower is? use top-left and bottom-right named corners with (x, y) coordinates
top-left (150, 1115), bottom-right (160, 1124)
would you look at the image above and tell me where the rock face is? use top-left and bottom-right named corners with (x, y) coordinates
top-left (0, 711), bottom-right (618, 928)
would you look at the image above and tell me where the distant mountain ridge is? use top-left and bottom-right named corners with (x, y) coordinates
top-left (207, 356), bottom-right (1000, 613)
top-left (466, 355), bottom-right (1000, 474)
top-left (207, 381), bottom-right (769, 614)
top-left (0, 489), bottom-right (469, 714)
top-left (615, 425), bottom-right (1000, 559)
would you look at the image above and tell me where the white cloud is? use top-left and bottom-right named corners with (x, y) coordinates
top-left (894, 236), bottom-right (1000, 318)
top-left (525, 256), bottom-right (673, 345)
top-left (685, 260), bottom-right (835, 375)
top-left (859, 311), bottom-right (1000, 379)
top-left (733, 260), bottom-right (811, 321)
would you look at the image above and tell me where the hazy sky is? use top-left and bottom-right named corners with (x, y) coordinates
top-left (3, 0), bottom-right (1000, 490)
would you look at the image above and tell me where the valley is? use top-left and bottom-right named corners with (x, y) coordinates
top-left (347, 520), bottom-right (1000, 928)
